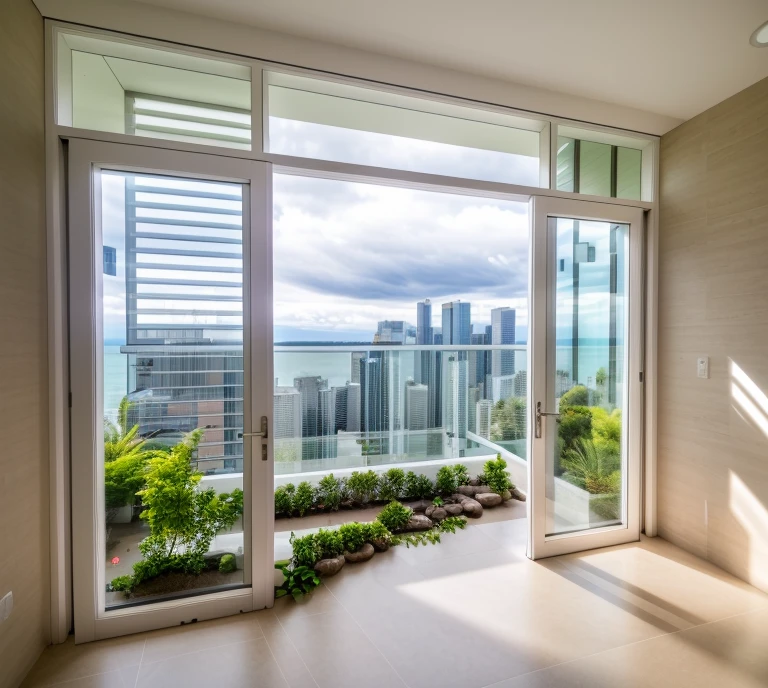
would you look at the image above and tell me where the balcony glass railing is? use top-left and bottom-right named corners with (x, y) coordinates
top-left (273, 345), bottom-right (528, 476)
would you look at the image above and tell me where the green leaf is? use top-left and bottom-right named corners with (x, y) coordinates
top-left (275, 588), bottom-right (287, 598)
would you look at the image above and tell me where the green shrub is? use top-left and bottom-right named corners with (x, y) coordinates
top-left (560, 385), bottom-right (590, 408)
top-left (316, 474), bottom-right (342, 511)
top-left (558, 406), bottom-right (593, 453)
top-left (274, 483), bottom-right (295, 516)
top-left (432, 496), bottom-right (444, 506)
top-left (338, 522), bottom-right (367, 552)
top-left (435, 466), bottom-right (458, 495)
top-left (274, 562), bottom-right (320, 601)
top-left (363, 520), bottom-right (392, 545)
top-left (483, 455), bottom-right (512, 494)
top-left (405, 471), bottom-right (434, 499)
top-left (219, 553), bottom-right (237, 573)
top-left (452, 464), bottom-right (470, 487)
top-left (109, 575), bottom-right (133, 592)
top-left (378, 468), bottom-right (406, 502)
top-left (293, 481), bottom-right (315, 517)
top-left (377, 500), bottom-right (413, 532)
top-left (290, 532), bottom-right (322, 567)
top-left (346, 470), bottom-right (380, 504)
top-left (314, 528), bottom-right (344, 559)
top-left (562, 440), bottom-right (621, 494)
top-left (590, 493), bottom-right (621, 521)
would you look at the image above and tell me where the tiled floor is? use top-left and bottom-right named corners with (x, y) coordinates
top-left (23, 519), bottom-right (768, 688)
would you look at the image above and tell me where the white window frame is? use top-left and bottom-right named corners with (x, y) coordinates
top-left (44, 18), bottom-right (660, 643)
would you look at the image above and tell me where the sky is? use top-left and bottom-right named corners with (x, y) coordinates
top-left (101, 116), bottom-right (536, 343)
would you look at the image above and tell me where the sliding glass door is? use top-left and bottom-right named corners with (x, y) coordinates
top-left (69, 140), bottom-right (273, 641)
top-left (528, 197), bottom-right (643, 559)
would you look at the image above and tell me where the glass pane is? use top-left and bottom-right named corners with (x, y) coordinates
top-left (101, 171), bottom-right (246, 608)
top-left (58, 32), bottom-right (251, 150)
top-left (555, 133), bottom-right (643, 201)
top-left (267, 72), bottom-right (542, 186)
top-left (272, 174), bottom-right (529, 562)
top-left (547, 217), bottom-right (628, 536)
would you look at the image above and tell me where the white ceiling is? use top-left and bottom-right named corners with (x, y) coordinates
top-left (135, 0), bottom-right (768, 121)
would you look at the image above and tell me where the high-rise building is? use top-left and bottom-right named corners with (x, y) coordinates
top-left (405, 381), bottom-right (428, 431)
top-left (467, 386), bottom-right (481, 434)
top-left (293, 375), bottom-right (328, 459)
top-left (491, 307), bottom-right (516, 401)
top-left (469, 331), bottom-right (488, 389)
top-left (514, 370), bottom-right (527, 398)
top-left (476, 399), bottom-right (493, 439)
top-left (375, 320), bottom-right (410, 344)
top-left (443, 353), bottom-right (468, 449)
top-left (317, 388), bottom-right (336, 459)
top-left (441, 301), bottom-right (472, 345)
top-left (416, 299), bottom-right (433, 345)
top-left (345, 382), bottom-right (361, 432)
top-left (359, 353), bottom-right (387, 433)
top-left (350, 352), bottom-right (364, 384)
top-left (274, 386), bottom-right (302, 464)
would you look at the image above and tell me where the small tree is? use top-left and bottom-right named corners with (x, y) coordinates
top-left (132, 430), bottom-right (244, 585)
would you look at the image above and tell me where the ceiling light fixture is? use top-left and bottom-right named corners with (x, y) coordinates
top-left (750, 20), bottom-right (768, 47)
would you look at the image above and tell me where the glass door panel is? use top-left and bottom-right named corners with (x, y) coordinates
top-left (529, 197), bottom-right (642, 559)
top-left (69, 140), bottom-right (273, 642)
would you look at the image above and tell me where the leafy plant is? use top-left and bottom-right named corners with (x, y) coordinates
top-left (129, 430), bottom-right (244, 588)
top-left (391, 516), bottom-right (467, 548)
top-left (405, 471), bottom-right (434, 499)
top-left (219, 553), bottom-right (237, 573)
top-left (483, 455), bottom-right (512, 495)
top-left (452, 464), bottom-right (470, 487)
top-left (316, 474), bottom-right (342, 511)
top-left (435, 466), bottom-right (458, 495)
top-left (363, 520), bottom-right (392, 546)
top-left (378, 468), bottom-right (406, 502)
top-left (274, 483), bottom-right (295, 516)
top-left (432, 496), bottom-right (444, 507)
top-left (560, 385), bottom-right (590, 408)
top-left (314, 528), bottom-right (344, 559)
top-left (377, 500), bottom-right (413, 532)
top-left (558, 406), bottom-right (593, 453)
top-left (562, 439), bottom-right (620, 495)
top-left (339, 522), bottom-right (367, 552)
top-left (293, 481), bottom-right (315, 517)
top-left (290, 532), bottom-right (322, 567)
top-left (490, 397), bottom-right (527, 441)
top-left (274, 562), bottom-right (321, 601)
top-left (109, 575), bottom-right (133, 592)
top-left (346, 470), bottom-right (380, 504)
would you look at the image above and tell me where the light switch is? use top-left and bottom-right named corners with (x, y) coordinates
top-left (697, 357), bottom-right (710, 379)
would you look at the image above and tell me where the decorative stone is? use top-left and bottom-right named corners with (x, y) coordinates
top-left (476, 492), bottom-right (503, 507)
top-left (501, 489), bottom-right (512, 501)
top-left (457, 485), bottom-right (491, 497)
top-left (314, 556), bottom-right (346, 577)
top-left (404, 499), bottom-right (432, 512)
top-left (511, 487), bottom-right (527, 502)
top-left (204, 550), bottom-right (237, 570)
top-left (461, 498), bottom-right (484, 518)
top-left (444, 503), bottom-right (464, 515)
top-left (344, 543), bottom-right (375, 563)
top-left (371, 538), bottom-right (390, 552)
top-left (469, 478), bottom-right (481, 486)
top-left (430, 507), bottom-right (447, 521)
top-left (400, 514), bottom-right (433, 531)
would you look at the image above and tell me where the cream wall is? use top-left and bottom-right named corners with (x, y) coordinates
top-left (658, 76), bottom-right (768, 593)
top-left (0, 0), bottom-right (50, 686)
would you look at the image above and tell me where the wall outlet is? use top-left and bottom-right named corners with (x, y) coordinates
top-left (697, 357), bottom-right (710, 379)
top-left (0, 591), bottom-right (12, 623)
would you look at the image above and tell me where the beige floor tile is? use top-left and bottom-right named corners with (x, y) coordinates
top-left (256, 611), bottom-right (318, 688)
top-left (492, 608), bottom-right (768, 688)
top-left (136, 638), bottom-right (288, 688)
top-left (391, 521), bottom-right (501, 565)
top-left (279, 610), bottom-right (407, 688)
top-left (21, 635), bottom-right (146, 688)
top-left (271, 582), bottom-right (343, 621)
top-left (23, 666), bottom-right (140, 688)
top-left (140, 612), bottom-right (264, 665)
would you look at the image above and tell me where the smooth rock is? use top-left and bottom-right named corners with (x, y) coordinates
top-left (461, 498), bottom-right (484, 518)
top-left (400, 514), bottom-right (433, 532)
top-left (469, 478), bottom-right (481, 486)
top-left (371, 538), bottom-right (390, 552)
top-left (502, 489), bottom-right (512, 501)
top-left (314, 556), bottom-right (346, 576)
top-left (344, 542), bottom-right (375, 563)
top-left (511, 487), bottom-right (527, 502)
top-left (404, 499), bottom-right (432, 513)
top-left (444, 503), bottom-right (464, 516)
top-left (425, 505), bottom-right (435, 517)
top-left (457, 485), bottom-right (491, 497)
top-left (429, 507), bottom-right (447, 521)
top-left (476, 492), bottom-right (503, 507)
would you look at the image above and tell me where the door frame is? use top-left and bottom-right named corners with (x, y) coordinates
top-left (527, 196), bottom-right (644, 560)
top-left (68, 139), bottom-right (274, 642)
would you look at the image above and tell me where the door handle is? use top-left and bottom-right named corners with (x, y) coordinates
top-left (535, 401), bottom-right (560, 439)
top-left (238, 416), bottom-right (269, 461)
